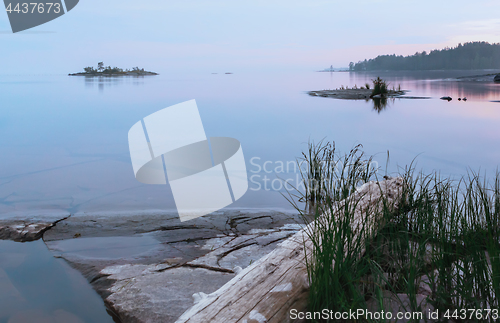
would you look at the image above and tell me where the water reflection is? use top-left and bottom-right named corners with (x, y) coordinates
top-left (2, 70), bottom-right (500, 217)
top-left (348, 70), bottom-right (500, 101)
top-left (83, 75), bottom-right (145, 91)
top-left (0, 240), bottom-right (115, 323)
top-left (372, 97), bottom-right (389, 113)
top-left (413, 80), bottom-right (500, 101)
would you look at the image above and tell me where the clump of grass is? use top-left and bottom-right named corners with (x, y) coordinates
top-left (297, 140), bottom-right (335, 207)
top-left (293, 140), bottom-right (377, 212)
top-left (285, 140), bottom-right (379, 320)
top-left (371, 76), bottom-right (388, 97)
top-left (367, 169), bottom-right (500, 320)
top-left (287, 142), bottom-right (500, 322)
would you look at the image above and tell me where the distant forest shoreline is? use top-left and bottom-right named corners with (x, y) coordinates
top-left (349, 42), bottom-right (500, 71)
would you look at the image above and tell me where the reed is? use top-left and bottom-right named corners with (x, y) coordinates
top-left (287, 142), bottom-right (500, 322)
top-left (371, 77), bottom-right (388, 97)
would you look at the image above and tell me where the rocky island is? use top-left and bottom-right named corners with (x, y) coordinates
top-left (69, 62), bottom-right (158, 76)
top-left (308, 88), bottom-right (407, 100)
top-left (308, 77), bottom-right (429, 100)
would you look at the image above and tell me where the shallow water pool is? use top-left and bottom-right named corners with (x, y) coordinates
top-left (0, 239), bottom-right (115, 323)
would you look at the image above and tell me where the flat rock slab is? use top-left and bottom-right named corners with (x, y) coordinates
top-left (101, 265), bottom-right (235, 323)
top-left (43, 209), bottom-right (305, 323)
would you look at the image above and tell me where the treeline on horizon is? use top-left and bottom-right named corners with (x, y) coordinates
top-left (349, 41), bottom-right (500, 71)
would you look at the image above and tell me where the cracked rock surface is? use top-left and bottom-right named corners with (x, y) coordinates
top-left (43, 209), bottom-right (305, 323)
top-left (0, 213), bottom-right (70, 242)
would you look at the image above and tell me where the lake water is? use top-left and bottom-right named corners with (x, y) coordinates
top-left (1, 70), bottom-right (500, 321)
top-left (0, 239), bottom-right (114, 323)
top-left (2, 70), bottom-right (500, 217)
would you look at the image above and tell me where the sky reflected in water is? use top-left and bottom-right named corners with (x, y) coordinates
top-left (1, 70), bottom-right (500, 218)
top-left (0, 239), bottom-right (114, 323)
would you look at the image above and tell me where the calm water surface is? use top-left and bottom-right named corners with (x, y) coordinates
top-left (1, 69), bottom-right (500, 320)
top-left (2, 70), bottom-right (500, 216)
top-left (2, 70), bottom-right (500, 217)
top-left (0, 240), bottom-right (114, 323)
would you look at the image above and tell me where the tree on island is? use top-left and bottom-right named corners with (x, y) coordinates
top-left (82, 62), bottom-right (126, 74)
top-left (83, 66), bottom-right (96, 73)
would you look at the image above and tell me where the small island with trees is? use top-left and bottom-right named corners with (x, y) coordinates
top-left (69, 62), bottom-right (159, 76)
top-left (308, 77), bottom-right (429, 112)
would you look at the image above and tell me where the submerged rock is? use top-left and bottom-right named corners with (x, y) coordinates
top-left (6, 308), bottom-right (85, 323)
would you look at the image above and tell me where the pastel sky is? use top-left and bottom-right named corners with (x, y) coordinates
top-left (1, 0), bottom-right (500, 74)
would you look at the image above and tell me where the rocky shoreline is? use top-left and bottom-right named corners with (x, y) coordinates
top-left (0, 206), bottom-right (437, 323)
top-left (2, 184), bottom-right (494, 322)
top-left (1, 209), bottom-right (305, 323)
top-left (454, 73), bottom-right (500, 82)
